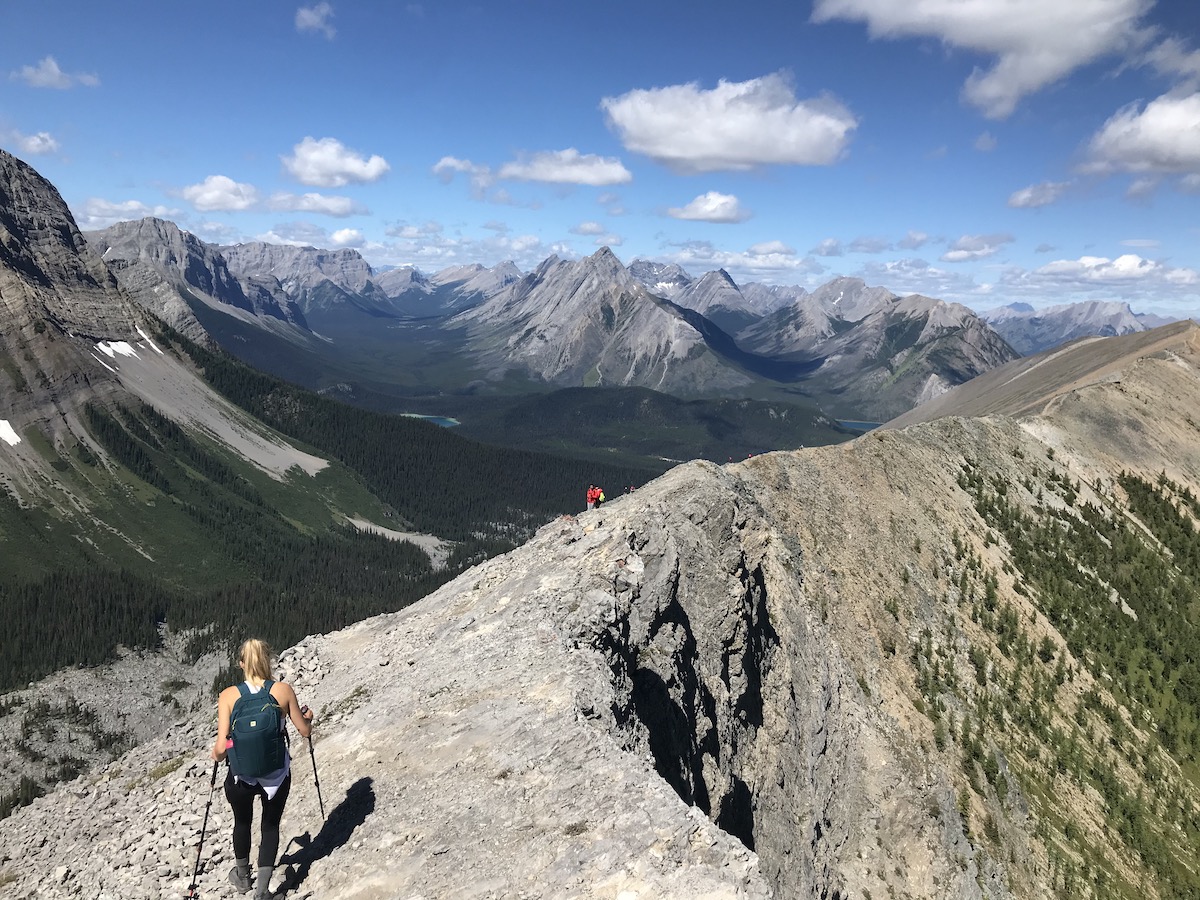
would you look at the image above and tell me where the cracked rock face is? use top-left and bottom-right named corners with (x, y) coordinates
top-left (0, 456), bottom-right (987, 900)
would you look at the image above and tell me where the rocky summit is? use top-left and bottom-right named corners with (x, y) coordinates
top-left (4, 323), bottom-right (1200, 899)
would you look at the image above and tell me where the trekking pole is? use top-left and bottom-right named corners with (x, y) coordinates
top-left (187, 760), bottom-right (220, 898)
top-left (302, 706), bottom-right (325, 821)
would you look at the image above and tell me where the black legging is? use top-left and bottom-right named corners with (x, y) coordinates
top-left (224, 771), bottom-right (292, 867)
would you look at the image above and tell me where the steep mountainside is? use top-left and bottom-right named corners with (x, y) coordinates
top-left (741, 289), bottom-right (1019, 421)
top-left (452, 247), bottom-right (757, 395)
top-left (983, 300), bottom-right (1172, 355)
top-left (217, 241), bottom-right (400, 320)
top-left (673, 268), bottom-right (763, 334)
top-left (86, 218), bottom-right (309, 339)
top-left (5, 325), bottom-right (1200, 899)
top-left (629, 257), bottom-right (692, 298)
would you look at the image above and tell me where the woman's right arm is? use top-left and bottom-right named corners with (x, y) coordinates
top-left (278, 682), bottom-right (314, 738)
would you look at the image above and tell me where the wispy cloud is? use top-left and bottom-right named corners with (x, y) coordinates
top-left (812, 0), bottom-right (1151, 119)
top-left (666, 239), bottom-right (826, 281)
top-left (974, 131), bottom-right (997, 152)
top-left (666, 191), bottom-right (750, 223)
top-left (4, 130), bottom-right (59, 155)
top-left (812, 238), bottom-right (844, 257)
top-left (602, 71), bottom-right (857, 173)
top-left (296, 3), bottom-right (336, 39)
top-left (283, 136), bottom-right (389, 187)
top-left (1008, 181), bottom-right (1070, 208)
top-left (570, 221), bottom-right (607, 236)
top-left (941, 233), bottom-right (1014, 262)
top-left (848, 236), bottom-right (891, 254)
top-left (10, 56), bottom-right (99, 89)
top-left (497, 148), bottom-right (631, 186)
top-left (267, 192), bottom-right (366, 217)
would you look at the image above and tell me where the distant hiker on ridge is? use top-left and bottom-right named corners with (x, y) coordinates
top-left (212, 638), bottom-right (314, 899)
top-left (586, 484), bottom-right (600, 509)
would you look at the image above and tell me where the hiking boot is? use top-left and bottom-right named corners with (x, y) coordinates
top-left (228, 866), bottom-right (252, 894)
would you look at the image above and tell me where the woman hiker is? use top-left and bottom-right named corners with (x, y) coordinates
top-left (211, 638), bottom-right (314, 898)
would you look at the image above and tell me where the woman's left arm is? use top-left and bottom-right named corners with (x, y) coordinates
top-left (211, 687), bottom-right (234, 761)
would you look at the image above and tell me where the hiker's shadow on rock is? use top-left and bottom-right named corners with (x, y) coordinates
top-left (277, 777), bottom-right (375, 893)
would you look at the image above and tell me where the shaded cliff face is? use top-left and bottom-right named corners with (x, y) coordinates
top-left (86, 218), bottom-right (308, 337)
top-left (7, 323), bottom-right (1200, 900)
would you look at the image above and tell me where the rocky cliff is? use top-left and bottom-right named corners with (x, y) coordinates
top-left (86, 218), bottom-right (308, 339)
top-left (4, 324), bottom-right (1200, 899)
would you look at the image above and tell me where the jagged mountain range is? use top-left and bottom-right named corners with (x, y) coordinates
top-left (79, 216), bottom-right (1015, 420)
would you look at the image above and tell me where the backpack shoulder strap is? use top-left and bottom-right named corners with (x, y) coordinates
top-left (235, 682), bottom-right (251, 699)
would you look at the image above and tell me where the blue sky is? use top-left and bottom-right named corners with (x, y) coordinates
top-left (2, 1), bottom-right (1199, 316)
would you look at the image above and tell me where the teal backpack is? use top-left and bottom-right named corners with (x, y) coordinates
top-left (228, 680), bottom-right (287, 778)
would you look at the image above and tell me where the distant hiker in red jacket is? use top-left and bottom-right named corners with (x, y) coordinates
top-left (586, 484), bottom-right (598, 509)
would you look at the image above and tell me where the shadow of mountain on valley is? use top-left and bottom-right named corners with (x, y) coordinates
top-left (276, 776), bottom-right (375, 894)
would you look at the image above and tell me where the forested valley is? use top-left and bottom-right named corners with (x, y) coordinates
top-left (0, 333), bottom-right (656, 695)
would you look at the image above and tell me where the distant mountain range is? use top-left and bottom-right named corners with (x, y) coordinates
top-left (82, 222), bottom-right (1028, 421)
top-left (981, 300), bottom-right (1179, 355)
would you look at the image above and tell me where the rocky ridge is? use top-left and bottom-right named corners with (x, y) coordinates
top-left (7, 322), bottom-right (1200, 898)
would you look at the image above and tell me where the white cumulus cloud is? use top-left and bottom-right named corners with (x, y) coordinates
top-left (602, 71), bottom-right (857, 173)
top-left (996, 251), bottom-right (1200, 313)
top-left (811, 0), bottom-right (1151, 119)
top-left (296, 3), bottom-right (336, 39)
top-left (181, 175), bottom-right (260, 212)
top-left (1008, 181), bottom-right (1070, 208)
top-left (667, 191), bottom-right (750, 223)
top-left (283, 136), bottom-right (389, 187)
top-left (10, 56), bottom-right (99, 89)
top-left (496, 149), bottom-right (631, 186)
top-left (1084, 92), bottom-right (1200, 175)
top-left (330, 228), bottom-right (364, 247)
top-left (570, 221), bottom-right (607, 236)
top-left (73, 198), bottom-right (181, 230)
top-left (1035, 253), bottom-right (1189, 283)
